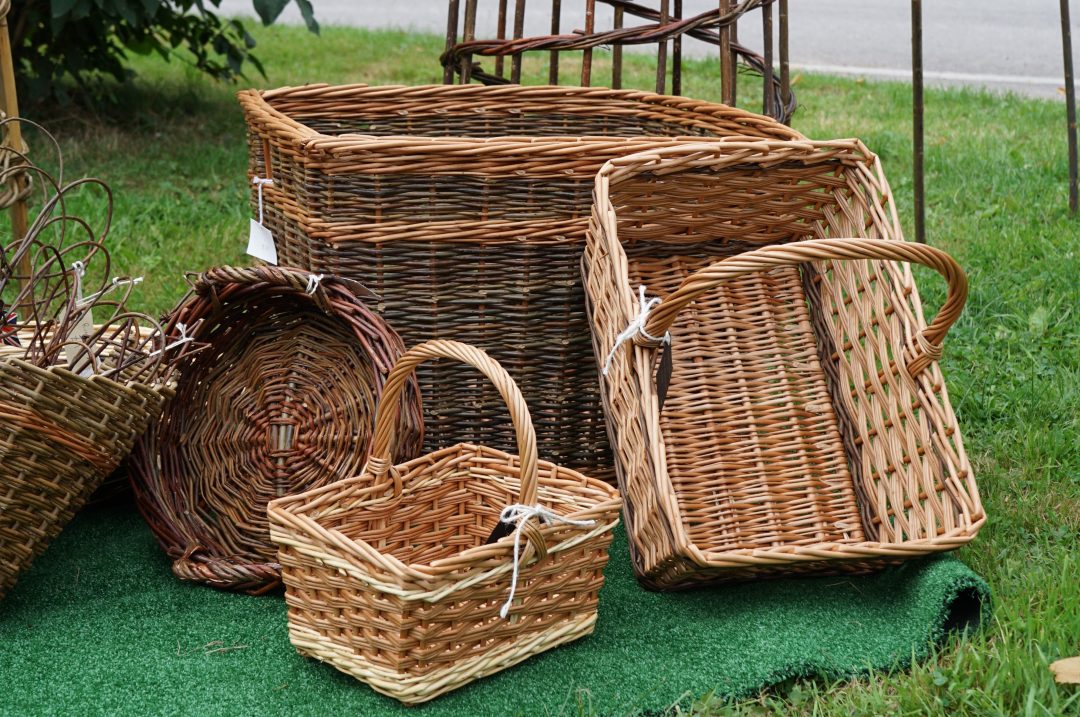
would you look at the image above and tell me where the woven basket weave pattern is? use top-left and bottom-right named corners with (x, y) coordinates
top-left (131, 265), bottom-right (423, 594)
top-left (268, 340), bottom-right (621, 704)
top-left (0, 360), bottom-right (166, 598)
top-left (583, 140), bottom-right (984, 589)
top-left (239, 83), bottom-right (803, 482)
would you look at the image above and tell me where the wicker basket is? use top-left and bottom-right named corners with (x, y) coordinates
top-left (238, 82), bottom-right (802, 483)
top-left (1, 234), bottom-right (181, 600)
top-left (0, 359), bottom-right (168, 598)
top-left (267, 340), bottom-right (622, 704)
top-left (130, 266), bottom-right (423, 594)
top-left (582, 140), bottom-right (985, 590)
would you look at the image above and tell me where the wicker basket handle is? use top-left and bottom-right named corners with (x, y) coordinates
top-left (640, 238), bottom-right (968, 378)
top-left (368, 340), bottom-right (539, 505)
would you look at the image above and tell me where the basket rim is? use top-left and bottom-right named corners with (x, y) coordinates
top-left (679, 520), bottom-right (987, 567)
top-left (594, 137), bottom-right (879, 186)
top-left (237, 82), bottom-right (806, 162)
top-left (268, 440), bottom-right (621, 587)
top-left (0, 354), bottom-right (172, 401)
top-left (585, 140), bottom-right (985, 574)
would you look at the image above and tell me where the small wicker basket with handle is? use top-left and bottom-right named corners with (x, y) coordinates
top-left (267, 340), bottom-right (622, 704)
top-left (583, 140), bottom-right (985, 590)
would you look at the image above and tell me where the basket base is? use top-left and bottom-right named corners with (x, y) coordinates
top-left (288, 612), bottom-right (597, 705)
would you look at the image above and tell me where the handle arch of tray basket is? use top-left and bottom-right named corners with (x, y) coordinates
top-left (635, 238), bottom-right (968, 379)
top-left (365, 339), bottom-right (547, 560)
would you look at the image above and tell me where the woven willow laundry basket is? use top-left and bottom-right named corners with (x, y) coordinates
top-left (238, 82), bottom-right (802, 483)
top-left (582, 140), bottom-right (985, 590)
top-left (268, 340), bottom-right (622, 704)
top-left (130, 266), bottom-right (423, 594)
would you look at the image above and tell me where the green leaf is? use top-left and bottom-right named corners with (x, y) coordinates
top-left (251, 0), bottom-right (288, 25)
top-left (114, 0), bottom-right (140, 25)
top-left (51, 0), bottom-right (81, 18)
top-left (293, 0), bottom-right (319, 34)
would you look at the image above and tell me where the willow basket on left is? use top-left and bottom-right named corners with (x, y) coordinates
top-left (0, 360), bottom-right (169, 599)
top-left (130, 266), bottom-right (424, 594)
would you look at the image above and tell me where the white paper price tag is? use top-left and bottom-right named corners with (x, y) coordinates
top-left (246, 219), bottom-right (278, 265)
top-left (63, 307), bottom-right (96, 377)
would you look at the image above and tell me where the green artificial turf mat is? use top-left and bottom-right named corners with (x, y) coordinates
top-left (0, 500), bottom-right (989, 716)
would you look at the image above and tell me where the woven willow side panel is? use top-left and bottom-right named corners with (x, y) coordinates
top-left (240, 83), bottom-right (803, 482)
top-left (583, 140), bottom-right (983, 588)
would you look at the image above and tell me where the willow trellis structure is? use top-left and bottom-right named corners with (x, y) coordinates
top-left (442, 0), bottom-right (795, 124)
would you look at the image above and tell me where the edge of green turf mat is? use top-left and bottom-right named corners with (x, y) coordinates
top-left (0, 501), bottom-right (990, 717)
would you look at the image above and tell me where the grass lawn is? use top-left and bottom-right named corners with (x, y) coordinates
top-left (10, 23), bottom-right (1080, 717)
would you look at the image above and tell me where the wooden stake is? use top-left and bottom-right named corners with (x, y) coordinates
top-left (581, 0), bottom-right (595, 86)
top-left (462, 0), bottom-right (478, 84)
top-left (672, 0), bottom-right (683, 95)
top-left (1061, 0), bottom-right (1078, 215)
top-left (612, 5), bottom-right (624, 89)
top-left (719, 0), bottom-right (735, 105)
top-left (549, 0), bottom-right (561, 84)
top-left (780, 0), bottom-right (791, 123)
top-left (656, 0), bottom-right (670, 94)
top-left (912, 0), bottom-right (926, 244)
top-left (444, 0), bottom-right (461, 84)
top-left (763, 0), bottom-right (775, 118)
top-left (511, 0), bottom-right (526, 83)
top-left (0, 9), bottom-right (30, 291)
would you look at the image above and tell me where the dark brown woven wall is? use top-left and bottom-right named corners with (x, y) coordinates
top-left (240, 83), bottom-right (804, 481)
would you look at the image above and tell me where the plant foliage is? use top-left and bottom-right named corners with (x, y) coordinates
top-left (9, 0), bottom-right (318, 103)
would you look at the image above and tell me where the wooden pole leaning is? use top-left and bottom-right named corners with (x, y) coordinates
top-left (0, 0), bottom-right (31, 296)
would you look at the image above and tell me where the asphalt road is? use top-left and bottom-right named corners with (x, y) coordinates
top-left (219, 0), bottom-right (1079, 98)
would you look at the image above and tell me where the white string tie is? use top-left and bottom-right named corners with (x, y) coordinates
top-left (77, 276), bottom-right (143, 307)
top-left (305, 273), bottom-right (325, 295)
top-left (252, 176), bottom-right (274, 225)
top-left (601, 285), bottom-right (669, 376)
top-left (71, 260), bottom-right (86, 303)
top-left (146, 322), bottom-right (194, 359)
top-left (498, 504), bottom-right (595, 619)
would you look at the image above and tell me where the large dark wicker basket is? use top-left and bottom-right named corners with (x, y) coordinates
top-left (130, 265), bottom-right (424, 594)
top-left (237, 82), bottom-right (802, 482)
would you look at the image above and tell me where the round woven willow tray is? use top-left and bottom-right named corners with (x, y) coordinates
top-left (130, 265), bottom-right (423, 594)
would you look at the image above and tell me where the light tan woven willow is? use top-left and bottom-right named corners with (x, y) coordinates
top-left (583, 140), bottom-right (984, 590)
top-left (238, 82), bottom-right (802, 483)
top-left (268, 340), bottom-right (622, 704)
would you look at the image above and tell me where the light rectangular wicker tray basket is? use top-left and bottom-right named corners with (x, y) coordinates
top-left (582, 140), bottom-right (985, 590)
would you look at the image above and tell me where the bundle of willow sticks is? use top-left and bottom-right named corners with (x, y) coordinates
top-left (0, 119), bottom-right (200, 599)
